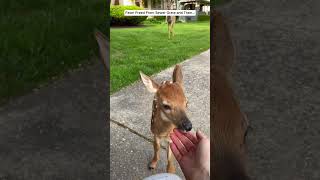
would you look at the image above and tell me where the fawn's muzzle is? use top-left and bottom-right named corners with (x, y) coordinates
top-left (178, 117), bottom-right (192, 132)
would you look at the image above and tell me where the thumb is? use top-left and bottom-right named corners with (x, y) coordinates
top-left (196, 130), bottom-right (207, 140)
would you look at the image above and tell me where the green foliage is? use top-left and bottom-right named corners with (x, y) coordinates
top-left (0, 0), bottom-right (106, 105)
top-left (144, 16), bottom-right (182, 25)
top-left (110, 5), bottom-right (147, 26)
top-left (144, 16), bottom-right (166, 24)
top-left (154, 16), bottom-right (166, 21)
top-left (198, 15), bottom-right (210, 21)
top-left (214, 0), bottom-right (225, 6)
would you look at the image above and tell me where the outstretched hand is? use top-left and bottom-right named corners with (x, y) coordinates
top-left (170, 129), bottom-right (210, 180)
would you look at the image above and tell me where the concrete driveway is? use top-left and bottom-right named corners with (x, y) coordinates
top-left (0, 61), bottom-right (108, 180)
top-left (110, 50), bottom-right (210, 180)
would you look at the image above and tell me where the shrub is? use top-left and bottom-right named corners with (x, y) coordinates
top-left (198, 15), bottom-right (210, 21)
top-left (154, 16), bottom-right (166, 21)
top-left (110, 5), bottom-right (147, 26)
top-left (144, 16), bottom-right (166, 24)
top-left (144, 18), bottom-right (163, 24)
top-left (144, 16), bottom-right (181, 24)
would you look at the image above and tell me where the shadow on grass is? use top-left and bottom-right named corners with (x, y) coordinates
top-left (0, 1), bottom-right (108, 106)
top-left (111, 24), bottom-right (152, 29)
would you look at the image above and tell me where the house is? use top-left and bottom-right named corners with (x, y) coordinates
top-left (110, 0), bottom-right (210, 21)
top-left (178, 0), bottom-right (210, 15)
top-left (177, 0), bottom-right (210, 21)
top-left (110, 0), bottom-right (172, 10)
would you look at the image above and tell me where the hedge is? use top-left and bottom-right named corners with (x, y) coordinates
top-left (198, 15), bottom-right (210, 21)
top-left (110, 5), bottom-right (147, 26)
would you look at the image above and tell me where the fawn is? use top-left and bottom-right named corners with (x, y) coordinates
top-left (166, 0), bottom-right (176, 39)
top-left (212, 10), bottom-right (250, 180)
top-left (140, 65), bottom-right (192, 173)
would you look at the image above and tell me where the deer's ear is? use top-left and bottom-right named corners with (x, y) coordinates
top-left (172, 64), bottom-right (183, 87)
top-left (140, 72), bottom-right (159, 93)
top-left (94, 29), bottom-right (109, 71)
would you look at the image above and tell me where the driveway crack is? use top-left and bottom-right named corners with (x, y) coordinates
top-left (110, 119), bottom-right (166, 149)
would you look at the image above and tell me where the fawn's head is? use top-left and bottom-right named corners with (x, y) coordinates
top-left (140, 65), bottom-right (192, 132)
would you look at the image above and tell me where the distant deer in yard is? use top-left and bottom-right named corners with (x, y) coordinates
top-left (166, 0), bottom-right (176, 39)
top-left (212, 10), bottom-right (250, 180)
top-left (140, 65), bottom-right (192, 173)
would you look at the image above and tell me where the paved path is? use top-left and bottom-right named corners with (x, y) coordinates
top-left (110, 50), bottom-right (210, 179)
top-left (0, 61), bottom-right (107, 180)
top-left (217, 0), bottom-right (320, 179)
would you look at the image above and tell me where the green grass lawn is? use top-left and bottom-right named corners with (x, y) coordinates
top-left (110, 21), bottom-right (210, 94)
top-left (0, 1), bottom-right (107, 105)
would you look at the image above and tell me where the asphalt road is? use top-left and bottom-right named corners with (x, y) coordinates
top-left (217, 0), bottom-right (320, 179)
top-left (0, 61), bottom-right (108, 180)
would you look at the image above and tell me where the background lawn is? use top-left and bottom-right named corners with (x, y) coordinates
top-left (0, 1), bottom-right (107, 105)
top-left (110, 21), bottom-right (210, 93)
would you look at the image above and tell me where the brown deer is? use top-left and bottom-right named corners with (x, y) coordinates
top-left (166, 0), bottom-right (176, 39)
top-left (140, 65), bottom-right (192, 173)
top-left (212, 10), bottom-right (250, 180)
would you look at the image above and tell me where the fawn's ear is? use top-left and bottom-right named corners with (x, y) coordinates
top-left (140, 72), bottom-right (159, 93)
top-left (94, 29), bottom-right (109, 70)
top-left (172, 64), bottom-right (183, 87)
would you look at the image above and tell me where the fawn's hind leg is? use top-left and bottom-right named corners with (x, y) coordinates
top-left (149, 136), bottom-right (160, 169)
top-left (171, 24), bottom-right (175, 37)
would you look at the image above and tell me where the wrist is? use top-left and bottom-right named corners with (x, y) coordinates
top-left (189, 168), bottom-right (210, 180)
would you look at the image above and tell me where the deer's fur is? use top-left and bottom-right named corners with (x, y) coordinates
top-left (167, 0), bottom-right (176, 39)
top-left (140, 65), bottom-right (192, 173)
top-left (167, 16), bottom-right (176, 39)
top-left (211, 10), bottom-right (250, 180)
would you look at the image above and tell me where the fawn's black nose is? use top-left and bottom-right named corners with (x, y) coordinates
top-left (182, 120), bottom-right (192, 132)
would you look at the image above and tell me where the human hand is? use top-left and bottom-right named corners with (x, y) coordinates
top-left (170, 129), bottom-right (210, 180)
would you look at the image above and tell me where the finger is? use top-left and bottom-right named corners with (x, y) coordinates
top-left (170, 142), bottom-right (182, 161)
top-left (170, 133), bottom-right (188, 155)
top-left (174, 128), bottom-right (198, 145)
top-left (173, 129), bottom-right (196, 151)
top-left (196, 130), bottom-right (207, 140)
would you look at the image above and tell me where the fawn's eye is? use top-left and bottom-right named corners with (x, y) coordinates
top-left (163, 104), bottom-right (171, 110)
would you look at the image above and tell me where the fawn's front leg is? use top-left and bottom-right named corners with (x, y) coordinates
top-left (171, 24), bottom-right (175, 37)
top-left (167, 144), bottom-right (176, 173)
top-left (149, 135), bottom-right (160, 169)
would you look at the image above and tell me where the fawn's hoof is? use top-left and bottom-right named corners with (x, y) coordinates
top-left (167, 165), bottom-right (176, 173)
top-left (149, 161), bottom-right (157, 170)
